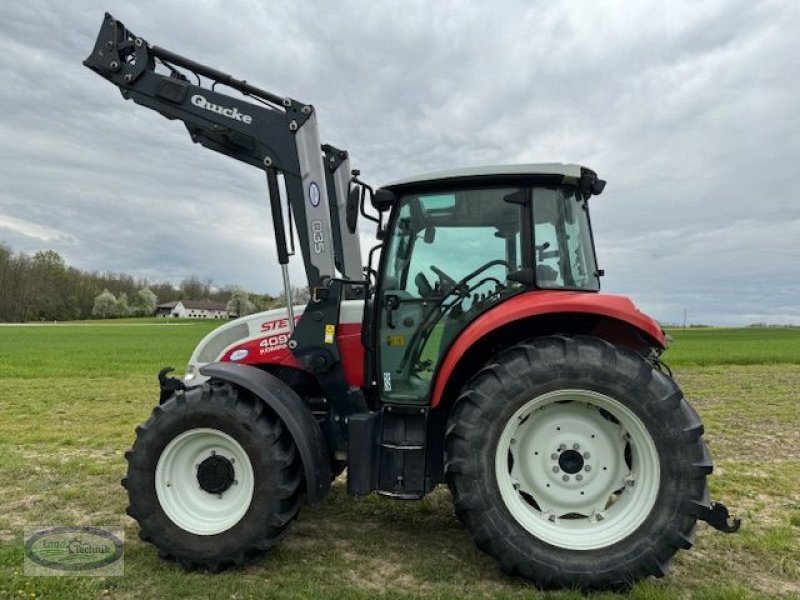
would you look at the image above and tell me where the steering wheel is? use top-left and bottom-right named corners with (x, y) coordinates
top-left (398, 259), bottom-right (511, 374)
top-left (430, 265), bottom-right (469, 297)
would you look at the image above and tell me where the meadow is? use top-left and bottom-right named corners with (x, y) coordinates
top-left (0, 321), bottom-right (798, 599)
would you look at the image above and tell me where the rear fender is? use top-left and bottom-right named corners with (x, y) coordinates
top-left (199, 362), bottom-right (331, 504)
top-left (430, 291), bottom-right (666, 409)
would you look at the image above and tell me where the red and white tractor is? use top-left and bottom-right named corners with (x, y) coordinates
top-left (85, 14), bottom-right (739, 590)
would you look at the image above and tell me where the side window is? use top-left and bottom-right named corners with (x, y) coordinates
top-left (533, 227), bottom-right (562, 286)
top-left (533, 187), bottom-right (599, 290)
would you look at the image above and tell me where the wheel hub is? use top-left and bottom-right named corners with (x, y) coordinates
top-left (155, 428), bottom-right (255, 536)
top-left (558, 449), bottom-right (584, 474)
top-left (496, 390), bottom-right (661, 550)
top-left (510, 401), bottom-right (628, 515)
top-left (196, 454), bottom-right (236, 494)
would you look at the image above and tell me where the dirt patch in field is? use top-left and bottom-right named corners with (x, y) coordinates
top-left (343, 553), bottom-right (429, 594)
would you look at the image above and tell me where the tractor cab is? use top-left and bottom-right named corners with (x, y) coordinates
top-left (372, 164), bottom-right (605, 404)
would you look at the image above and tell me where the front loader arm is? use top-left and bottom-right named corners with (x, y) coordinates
top-left (85, 28), bottom-right (306, 176)
top-left (84, 13), bottom-right (368, 440)
top-left (84, 13), bottom-right (336, 287)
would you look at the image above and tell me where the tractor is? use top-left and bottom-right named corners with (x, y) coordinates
top-left (84, 14), bottom-right (739, 590)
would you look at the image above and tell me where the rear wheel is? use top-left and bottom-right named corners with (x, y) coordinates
top-left (444, 336), bottom-right (711, 590)
top-left (124, 381), bottom-right (303, 570)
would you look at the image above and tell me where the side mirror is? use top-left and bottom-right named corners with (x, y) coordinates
top-left (578, 169), bottom-right (606, 198)
top-left (346, 184), bottom-right (360, 234)
top-left (372, 188), bottom-right (396, 212)
top-left (424, 225), bottom-right (436, 244)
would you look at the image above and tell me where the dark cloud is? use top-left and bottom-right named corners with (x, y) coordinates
top-left (1, 0), bottom-right (798, 324)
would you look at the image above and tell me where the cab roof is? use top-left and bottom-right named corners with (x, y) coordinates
top-left (383, 163), bottom-right (586, 191)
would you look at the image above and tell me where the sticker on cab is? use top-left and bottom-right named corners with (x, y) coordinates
top-left (324, 324), bottom-right (335, 344)
top-left (383, 372), bottom-right (392, 391)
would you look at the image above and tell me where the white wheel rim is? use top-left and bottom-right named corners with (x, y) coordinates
top-left (495, 389), bottom-right (660, 550)
top-left (155, 428), bottom-right (255, 536)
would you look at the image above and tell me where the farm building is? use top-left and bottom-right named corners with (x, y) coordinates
top-left (155, 300), bottom-right (230, 319)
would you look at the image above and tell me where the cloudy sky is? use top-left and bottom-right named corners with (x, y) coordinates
top-left (1, 0), bottom-right (798, 325)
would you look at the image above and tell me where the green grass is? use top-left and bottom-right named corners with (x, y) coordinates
top-left (0, 323), bottom-right (799, 598)
top-left (664, 327), bottom-right (800, 366)
top-left (0, 320), bottom-right (220, 379)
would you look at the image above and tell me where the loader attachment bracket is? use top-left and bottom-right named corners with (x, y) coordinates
top-left (157, 367), bottom-right (185, 403)
top-left (698, 501), bottom-right (741, 533)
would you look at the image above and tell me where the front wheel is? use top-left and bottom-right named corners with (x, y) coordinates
top-left (444, 336), bottom-right (712, 590)
top-left (123, 381), bottom-right (303, 570)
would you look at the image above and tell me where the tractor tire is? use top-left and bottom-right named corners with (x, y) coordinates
top-left (444, 335), bottom-right (711, 590)
top-left (123, 380), bottom-right (303, 570)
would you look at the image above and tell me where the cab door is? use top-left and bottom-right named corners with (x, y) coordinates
top-left (376, 188), bottom-right (524, 405)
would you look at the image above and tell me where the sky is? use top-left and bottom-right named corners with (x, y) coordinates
top-left (1, 0), bottom-right (798, 325)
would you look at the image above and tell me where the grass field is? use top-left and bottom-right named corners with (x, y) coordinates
top-left (0, 322), bottom-right (798, 599)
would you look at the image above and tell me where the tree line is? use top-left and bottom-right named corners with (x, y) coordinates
top-left (0, 243), bottom-right (304, 322)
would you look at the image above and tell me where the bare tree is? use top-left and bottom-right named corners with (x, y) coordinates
top-left (180, 276), bottom-right (206, 300)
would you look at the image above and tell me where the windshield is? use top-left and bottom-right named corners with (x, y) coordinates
top-left (533, 187), bottom-right (599, 290)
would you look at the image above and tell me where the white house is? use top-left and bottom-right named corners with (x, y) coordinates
top-left (155, 300), bottom-right (230, 319)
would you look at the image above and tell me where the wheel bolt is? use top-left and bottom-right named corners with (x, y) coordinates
top-left (558, 444), bottom-right (566, 452)
top-left (562, 475), bottom-right (569, 482)
top-left (573, 443), bottom-right (580, 450)
top-left (552, 466), bottom-right (559, 473)
top-left (585, 465), bottom-right (592, 472)
top-left (550, 453), bottom-right (558, 460)
top-left (576, 474), bottom-right (583, 482)
top-left (583, 452), bottom-right (590, 459)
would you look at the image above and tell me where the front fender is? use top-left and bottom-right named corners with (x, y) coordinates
top-left (199, 362), bottom-right (331, 504)
top-left (430, 291), bottom-right (665, 408)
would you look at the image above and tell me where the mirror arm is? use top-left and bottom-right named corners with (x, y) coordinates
top-left (351, 173), bottom-right (381, 226)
